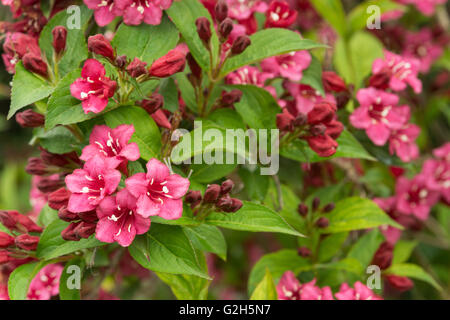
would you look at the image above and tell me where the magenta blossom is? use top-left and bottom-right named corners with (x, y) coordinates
top-left (421, 159), bottom-right (450, 203)
top-left (395, 174), bottom-right (441, 221)
top-left (434, 143), bottom-right (450, 161)
top-left (284, 82), bottom-right (336, 114)
top-left (264, 0), bottom-right (298, 28)
top-left (402, 28), bottom-right (443, 73)
top-left (83, 0), bottom-right (120, 26)
top-left (395, 0), bottom-right (446, 16)
top-left (125, 158), bottom-right (190, 220)
top-left (335, 282), bottom-right (382, 300)
top-left (225, 66), bottom-right (276, 97)
top-left (227, 0), bottom-right (268, 20)
top-left (81, 124), bottom-right (140, 169)
top-left (115, 0), bottom-right (173, 25)
top-left (350, 88), bottom-right (409, 146)
top-left (96, 189), bottom-right (151, 247)
top-left (70, 59), bottom-right (117, 114)
top-left (388, 123), bottom-right (421, 162)
top-left (372, 50), bottom-right (422, 93)
top-left (27, 264), bottom-right (63, 300)
top-left (261, 50), bottom-right (311, 82)
top-left (276, 271), bottom-right (333, 300)
top-left (373, 197), bottom-right (403, 244)
top-left (65, 156), bottom-right (121, 213)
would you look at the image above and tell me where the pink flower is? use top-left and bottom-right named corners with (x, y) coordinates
top-left (27, 264), bottom-right (63, 300)
top-left (335, 282), bottom-right (382, 300)
top-left (372, 50), bottom-right (422, 93)
top-left (227, 0), bottom-right (268, 20)
top-left (261, 50), bottom-right (311, 82)
top-left (81, 124), bottom-right (140, 169)
top-left (83, 0), bottom-right (119, 26)
top-left (115, 0), bottom-right (173, 26)
top-left (388, 123), bottom-right (421, 162)
top-left (96, 189), bottom-right (151, 247)
top-left (433, 143), bottom-right (450, 161)
top-left (65, 156), bottom-right (121, 213)
top-left (395, 174), bottom-right (441, 221)
top-left (421, 159), bottom-right (450, 203)
top-left (395, 0), bottom-right (446, 16)
top-left (70, 59), bottom-right (117, 114)
top-left (225, 66), bottom-right (276, 97)
top-left (125, 158), bottom-right (190, 220)
top-left (264, 0), bottom-right (298, 28)
top-left (373, 197), bottom-right (403, 244)
top-left (350, 88), bottom-right (409, 146)
top-left (402, 28), bottom-right (443, 73)
top-left (284, 82), bottom-right (336, 114)
top-left (299, 279), bottom-right (334, 300)
top-left (276, 271), bottom-right (301, 300)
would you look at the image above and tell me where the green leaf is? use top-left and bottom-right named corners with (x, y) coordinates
top-left (128, 224), bottom-right (209, 279)
top-left (226, 85), bottom-right (281, 129)
top-left (301, 55), bottom-right (324, 95)
top-left (220, 29), bottom-right (325, 77)
top-left (35, 126), bottom-right (78, 154)
top-left (37, 204), bottom-right (58, 227)
top-left (175, 73), bottom-right (197, 113)
top-left (8, 62), bottom-right (54, 119)
top-left (250, 269), bottom-right (277, 300)
top-left (45, 69), bottom-right (111, 129)
top-left (318, 232), bottom-right (348, 262)
top-left (248, 249), bottom-right (310, 295)
top-left (104, 105), bottom-right (162, 161)
top-left (112, 15), bottom-right (179, 65)
top-left (159, 78), bottom-right (180, 112)
top-left (347, 229), bottom-right (384, 269)
top-left (385, 263), bottom-right (442, 291)
top-left (206, 201), bottom-right (303, 237)
top-left (8, 261), bottom-right (53, 300)
top-left (166, 0), bottom-right (219, 70)
top-left (36, 219), bottom-right (104, 260)
top-left (239, 166), bottom-right (270, 202)
top-left (281, 129), bottom-right (376, 162)
top-left (323, 197), bottom-right (403, 233)
top-left (59, 258), bottom-right (85, 300)
top-left (190, 162), bottom-right (237, 183)
top-left (184, 224), bottom-right (227, 261)
top-left (315, 257), bottom-right (364, 275)
top-left (392, 240), bottom-right (418, 264)
top-left (310, 0), bottom-right (347, 37)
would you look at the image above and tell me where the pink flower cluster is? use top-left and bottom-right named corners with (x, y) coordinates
top-left (84, 0), bottom-right (174, 27)
top-left (27, 264), bottom-right (63, 300)
top-left (64, 124), bottom-right (190, 247)
top-left (277, 271), bottom-right (382, 300)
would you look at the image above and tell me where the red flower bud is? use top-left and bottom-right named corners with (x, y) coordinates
top-left (297, 246), bottom-right (312, 257)
top-left (22, 53), bottom-right (48, 78)
top-left (371, 242), bottom-right (394, 270)
top-left (229, 198), bottom-right (243, 212)
top-left (195, 17), bottom-right (212, 44)
top-left (0, 232), bottom-right (14, 248)
top-left (386, 275), bottom-right (414, 292)
top-left (219, 18), bottom-right (233, 41)
top-left (15, 110), bottom-right (45, 128)
top-left (14, 212), bottom-right (43, 233)
top-left (322, 203), bottom-right (335, 213)
top-left (322, 71), bottom-right (347, 93)
top-left (140, 93), bottom-right (164, 115)
top-left (326, 120), bottom-right (344, 140)
top-left (276, 109), bottom-right (295, 132)
top-left (88, 34), bottom-right (115, 60)
top-left (185, 190), bottom-right (202, 204)
top-left (306, 135), bottom-right (338, 157)
top-left (312, 197), bottom-right (320, 211)
top-left (215, 0), bottom-right (228, 22)
top-left (52, 26), bottom-right (67, 55)
top-left (61, 222), bottom-right (81, 241)
top-left (115, 55), bottom-right (127, 68)
top-left (77, 210), bottom-right (98, 223)
top-left (307, 102), bottom-right (336, 125)
top-left (216, 195), bottom-right (233, 211)
top-left (0, 251), bottom-right (12, 264)
top-left (220, 89), bottom-right (242, 106)
top-left (293, 113), bottom-right (307, 127)
top-left (186, 53), bottom-right (202, 82)
top-left (148, 49), bottom-right (186, 78)
top-left (74, 221), bottom-right (96, 239)
top-left (310, 123), bottom-right (327, 136)
top-left (204, 184), bottom-right (221, 203)
top-left (315, 217), bottom-right (329, 228)
top-left (26, 157), bottom-right (49, 176)
top-left (0, 210), bottom-right (17, 230)
top-left (15, 234), bottom-right (40, 251)
top-left (126, 57), bottom-right (148, 78)
top-left (220, 179), bottom-right (235, 195)
top-left (48, 188), bottom-right (71, 210)
top-left (58, 207), bottom-right (78, 222)
top-left (297, 203), bottom-right (308, 216)
top-left (369, 71), bottom-right (390, 90)
top-left (37, 176), bottom-right (64, 194)
top-left (231, 35), bottom-right (251, 55)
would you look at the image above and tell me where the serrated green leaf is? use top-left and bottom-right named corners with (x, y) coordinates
top-left (184, 224), bottom-right (227, 260)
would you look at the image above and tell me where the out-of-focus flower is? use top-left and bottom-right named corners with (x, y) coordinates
top-left (226, 66), bottom-right (276, 96)
top-left (27, 264), bottom-right (63, 300)
top-left (115, 0), bottom-right (173, 26)
top-left (276, 271), bottom-right (334, 300)
top-left (261, 51), bottom-right (311, 82)
top-left (388, 122), bottom-right (421, 162)
top-left (284, 82), bottom-right (336, 115)
top-left (264, 0), bottom-right (297, 28)
top-left (395, 0), bottom-right (446, 16)
top-left (226, 0), bottom-right (267, 20)
top-left (335, 281), bottom-right (382, 300)
top-left (385, 275), bottom-right (414, 292)
top-left (402, 28), bottom-right (443, 73)
top-left (1, 32), bottom-right (41, 73)
top-left (421, 158), bottom-right (450, 203)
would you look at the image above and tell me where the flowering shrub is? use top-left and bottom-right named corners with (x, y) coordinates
top-left (0, 0), bottom-right (449, 301)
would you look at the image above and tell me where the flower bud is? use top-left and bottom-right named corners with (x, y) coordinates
top-left (48, 188), bottom-right (70, 210)
top-left (231, 35), bottom-right (251, 55)
top-left (8, 211), bottom-right (43, 233)
top-left (77, 210), bottom-right (98, 223)
top-left (368, 72), bottom-right (390, 90)
top-left (204, 184), bottom-right (221, 203)
top-left (126, 57), bottom-right (148, 78)
top-left (15, 234), bottom-right (39, 251)
top-left (140, 93), bottom-right (164, 115)
top-left (312, 197), bottom-right (320, 211)
top-left (386, 275), bottom-right (414, 292)
top-left (322, 71), bottom-right (347, 93)
top-left (216, 195), bottom-right (233, 212)
top-left (148, 49), bottom-right (186, 78)
top-left (276, 109), bottom-right (295, 132)
top-left (322, 203), bottom-right (335, 213)
top-left (220, 179), bottom-right (234, 195)
top-left (371, 242), bottom-right (394, 270)
top-left (22, 53), bottom-right (48, 78)
top-left (308, 102), bottom-right (336, 124)
top-left (220, 89), bottom-right (242, 106)
top-left (326, 120), bottom-right (344, 140)
top-left (52, 26), bottom-right (67, 55)
top-left (229, 198), bottom-right (243, 212)
top-left (74, 222), bottom-right (96, 239)
top-left (0, 232), bottom-right (14, 248)
top-left (293, 113), bottom-right (307, 127)
top-left (297, 246), bottom-right (311, 257)
top-left (195, 17), bottom-right (212, 45)
top-left (0, 210), bottom-right (17, 230)
top-left (37, 177), bottom-right (64, 194)
top-left (186, 53), bottom-right (202, 82)
top-left (61, 222), bottom-right (81, 241)
top-left (0, 251), bottom-right (12, 264)
top-left (15, 110), bottom-right (45, 128)
top-left (58, 207), bottom-right (78, 222)
top-left (315, 217), bottom-right (329, 228)
top-left (115, 55), bottom-right (127, 68)
top-left (297, 203), bottom-right (308, 217)
top-left (26, 158), bottom-right (49, 176)
top-left (185, 190), bottom-right (202, 204)
top-left (215, 0), bottom-right (228, 22)
top-left (88, 34), bottom-right (115, 60)
top-left (219, 18), bottom-right (233, 41)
